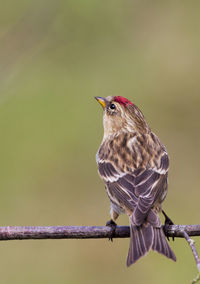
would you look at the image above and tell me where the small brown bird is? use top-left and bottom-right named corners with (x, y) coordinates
top-left (95, 95), bottom-right (176, 266)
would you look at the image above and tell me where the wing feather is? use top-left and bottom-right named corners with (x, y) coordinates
top-left (97, 133), bottom-right (169, 225)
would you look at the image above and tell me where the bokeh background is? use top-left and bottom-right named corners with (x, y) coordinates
top-left (0, 1), bottom-right (199, 283)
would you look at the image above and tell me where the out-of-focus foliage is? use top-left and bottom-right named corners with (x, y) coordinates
top-left (0, 1), bottom-right (199, 283)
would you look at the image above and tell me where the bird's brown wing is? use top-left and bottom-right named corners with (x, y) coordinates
top-left (98, 152), bottom-right (169, 225)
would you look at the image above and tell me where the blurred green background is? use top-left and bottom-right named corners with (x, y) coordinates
top-left (0, 0), bottom-right (199, 283)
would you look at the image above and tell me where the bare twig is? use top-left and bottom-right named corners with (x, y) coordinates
top-left (0, 225), bottom-right (129, 240)
top-left (0, 224), bottom-right (199, 282)
top-left (179, 230), bottom-right (200, 284)
top-left (0, 224), bottom-right (199, 240)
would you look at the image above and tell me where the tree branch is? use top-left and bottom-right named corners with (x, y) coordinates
top-left (1, 224), bottom-right (200, 282)
top-left (0, 224), bottom-right (199, 240)
top-left (180, 230), bottom-right (200, 284)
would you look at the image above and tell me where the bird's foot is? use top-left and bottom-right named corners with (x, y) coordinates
top-left (162, 210), bottom-right (175, 241)
top-left (162, 210), bottom-right (174, 226)
top-left (106, 219), bottom-right (117, 242)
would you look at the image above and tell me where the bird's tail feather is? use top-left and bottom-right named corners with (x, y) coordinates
top-left (126, 217), bottom-right (176, 266)
top-left (152, 227), bottom-right (176, 261)
top-left (126, 222), bottom-right (153, 266)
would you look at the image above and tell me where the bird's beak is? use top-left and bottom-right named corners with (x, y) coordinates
top-left (95, 97), bottom-right (106, 109)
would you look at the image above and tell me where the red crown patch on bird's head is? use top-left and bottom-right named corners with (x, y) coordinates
top-left (114, 96), bottom-right (133, 106)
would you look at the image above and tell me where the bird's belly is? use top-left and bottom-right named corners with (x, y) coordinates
top-left (154, 185), bottom-right (168, 211)
top-left (106, 186), bottom-right (126, 215)
top-left (110, 200), bottom-right (125, 216)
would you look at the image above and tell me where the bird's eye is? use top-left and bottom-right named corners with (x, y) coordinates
top-left (109, 103), bottom-right (116, 110)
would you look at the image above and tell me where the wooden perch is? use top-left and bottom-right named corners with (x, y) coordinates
top-left (0, 224), bottom-right (200, 282)
top-left (0, 224), bottom-right (199, 240)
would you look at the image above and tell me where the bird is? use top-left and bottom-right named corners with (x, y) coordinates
top-left (95, 95), bottom-right (176, 266)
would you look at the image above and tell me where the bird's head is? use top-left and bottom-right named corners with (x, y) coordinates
top-left (95, 96), bottom-right (149, 139)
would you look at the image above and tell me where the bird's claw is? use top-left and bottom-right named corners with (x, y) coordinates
top-left (162, 210), bottom-right (175, 241)
top-left (106, 219), bottom-right (117, 242)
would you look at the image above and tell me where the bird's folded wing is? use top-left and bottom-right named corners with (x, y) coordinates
top-left (98, 151), bottom-right (169, 224)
